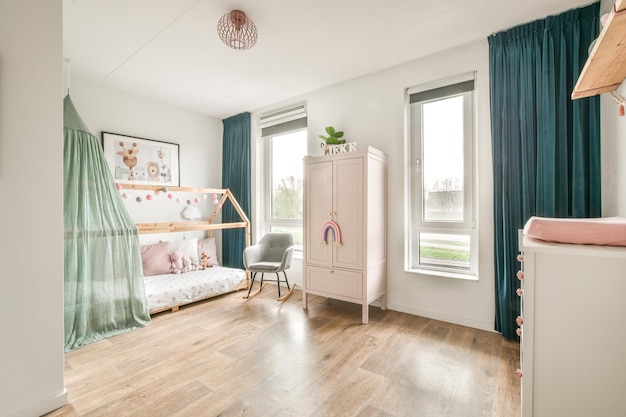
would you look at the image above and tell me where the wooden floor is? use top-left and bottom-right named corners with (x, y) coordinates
top-left (46, 287), bottom-right (521, 417)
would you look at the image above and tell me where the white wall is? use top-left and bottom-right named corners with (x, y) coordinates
top-left (67, 77), bottom-right (227, 252)
top-left (0, 1), bottom-right (66, 416)
top-left (600, 92), bottom-right (626, 216)
top-left (67, 77), bottom-right (223, 192)
top-left (599, 0), bottom-right (626, 216)
top-left (253, 40), bottom-right (495, 331)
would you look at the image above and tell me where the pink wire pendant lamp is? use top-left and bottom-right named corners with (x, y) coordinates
top-left (217, 10), bottom-right (258, 50)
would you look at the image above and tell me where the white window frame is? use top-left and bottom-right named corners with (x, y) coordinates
top-left (258, 104), bottom-right (307, 253)
top-left (263, 129), bottom-right (307, 250)
top-left (405, 73), bottom-right (478, 279)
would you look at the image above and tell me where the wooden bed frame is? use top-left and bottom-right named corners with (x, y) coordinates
top-left (118, 184), bottom-right (251, 311)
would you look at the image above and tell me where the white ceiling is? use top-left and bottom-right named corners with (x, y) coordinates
top-left (63, 0), bottom-right (594, 119)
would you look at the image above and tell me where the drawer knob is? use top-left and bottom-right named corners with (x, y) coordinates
top-left (517, 254), bottom-right (524, 262)
top-left (516, 270), bottom-right (524, 280)
top-left (515, 369), bottom-right (523, 379)
top-left (516, 316), bottom-right (523, 326)
top-left (516, 288), bottom-right (523, 297)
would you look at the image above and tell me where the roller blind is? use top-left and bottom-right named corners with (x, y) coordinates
top-left (260, 104), bottom-right (307, 137)
top-left (408, 72), bottom-right (475, 103)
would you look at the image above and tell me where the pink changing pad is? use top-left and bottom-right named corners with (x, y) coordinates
top-left (523, 216), bottom-right (626, 246)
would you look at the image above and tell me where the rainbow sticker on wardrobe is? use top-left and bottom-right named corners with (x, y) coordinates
top-left (320, 220), bottom-right (342, 246)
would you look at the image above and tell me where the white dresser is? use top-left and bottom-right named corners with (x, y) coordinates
top-left (518, 236), bottom-right (626, 417)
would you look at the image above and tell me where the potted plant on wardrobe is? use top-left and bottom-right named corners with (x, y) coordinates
top-left (318, 126), bottom-right (356, 155)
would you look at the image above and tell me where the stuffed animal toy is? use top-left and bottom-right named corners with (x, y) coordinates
top-left (171, 251), bottom-right (184, 274)
top-left (183, 255), bottom-right (200, 272)
top-left (200, 252), bottom-right (212, 269)
top-left (189, 253), bottom-right (201, 271)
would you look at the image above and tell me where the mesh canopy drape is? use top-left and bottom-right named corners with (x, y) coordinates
top-left (64, 95), bottom-right (150, 351)
top-left (488, 3), bottom-right (600, 339)
top-left (222, 112), bottom-right (251, 269)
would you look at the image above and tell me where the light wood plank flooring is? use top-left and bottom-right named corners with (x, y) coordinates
top-left (46, 287), bottom-right (520, 417)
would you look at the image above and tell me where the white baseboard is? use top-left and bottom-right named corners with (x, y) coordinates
top-left (296, 292), bottom-right (494, 333)
top-left (385, 302), bottom-right (495, 333)
top-left (7, 389), bottom-right (67, 417)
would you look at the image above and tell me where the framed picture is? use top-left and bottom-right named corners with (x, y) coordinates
top-left (102, 132), bottom-right (180, 186)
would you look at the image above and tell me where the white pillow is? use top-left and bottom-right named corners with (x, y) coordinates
top-left (169, 238), bottom-right (198, 261)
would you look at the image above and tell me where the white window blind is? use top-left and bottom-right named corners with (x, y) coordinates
top-left (259, 104), bottom-right (307, 137)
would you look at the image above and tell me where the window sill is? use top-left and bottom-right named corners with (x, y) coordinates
top-left (406, 268), bottom-right (478, 281)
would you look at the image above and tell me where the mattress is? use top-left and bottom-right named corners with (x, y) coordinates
top-left (523, 216), bottom-right (626, 246)
top-left (144, 266), bottom-right (246, 313)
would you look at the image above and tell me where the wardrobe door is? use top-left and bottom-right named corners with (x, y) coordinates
top-left (305, 160), bottom-right (333, 267)
top-left (333, 156), bottom-right (363, 270)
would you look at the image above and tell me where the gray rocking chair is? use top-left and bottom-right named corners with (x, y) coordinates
top-left (243, 233), bottom-right (295, 301)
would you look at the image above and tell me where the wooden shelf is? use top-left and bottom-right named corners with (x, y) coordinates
top-left (136, 221), bottom-right (248, 234)
top-left (572, 0), bottom-right (626, 99)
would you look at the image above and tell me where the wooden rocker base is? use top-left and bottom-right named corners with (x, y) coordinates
top-left (277, 283), bottom-right (296, 302)
top-left (242, 282), bottom-right (268, 300)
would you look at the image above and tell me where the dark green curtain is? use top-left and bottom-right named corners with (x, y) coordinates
top-left (64, 96), bottom-right (150, 351)
top-left (222, 112), bottom-right (251, 269)
top-left (489, 3), bottom-right (601, 339)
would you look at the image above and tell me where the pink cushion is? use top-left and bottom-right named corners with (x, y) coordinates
top-left (197, 237), bottom-right (219, 266)
top-left (140, 242), bottom-right (172, 276)
top-left (523, 216), bottom-right (626, 246)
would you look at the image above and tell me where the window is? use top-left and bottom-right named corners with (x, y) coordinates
top-left (259, 105), bottom-right (307, 250)
top-left (406, 74), bottom-right (477, 278)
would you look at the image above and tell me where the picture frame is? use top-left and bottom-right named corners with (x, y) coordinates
top-left (102, 132), bottom-right (180, 186)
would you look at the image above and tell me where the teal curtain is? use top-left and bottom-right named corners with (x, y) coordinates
top-left (64, 96), bottom-right (150, 351)
top-left (222, 112), bottom-right (251, 269)
top-left (489, 3), bottom-right (600, 339)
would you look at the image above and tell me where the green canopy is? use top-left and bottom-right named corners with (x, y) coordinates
top-left (63, 95), bottom-right (150, 351)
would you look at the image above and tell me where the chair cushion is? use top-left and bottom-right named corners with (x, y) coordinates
top-left (260, 233), bottom-right (294, 262)
top-left (248, 261), bottom-right (282, 272)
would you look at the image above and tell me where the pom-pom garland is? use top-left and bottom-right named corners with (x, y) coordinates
top-left (114, 183), bottom-right (223, 209)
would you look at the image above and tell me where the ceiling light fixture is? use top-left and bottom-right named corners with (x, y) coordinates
top-left (217, 10), bottom-right (257, 50)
